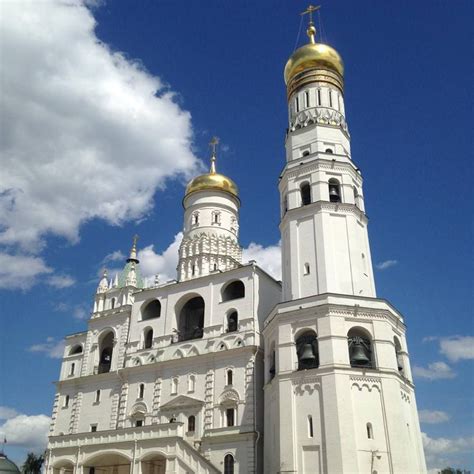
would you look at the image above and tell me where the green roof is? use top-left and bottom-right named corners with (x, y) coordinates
top-left (0, 455), bottom-right (21, 474)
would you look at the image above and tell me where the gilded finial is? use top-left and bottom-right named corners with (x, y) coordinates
top-left (209, 136), bottom-right (219, 174)
top-left (127, 234), bottom-right (139, 263)
top-left (301, 4), bottom-right (320, 44)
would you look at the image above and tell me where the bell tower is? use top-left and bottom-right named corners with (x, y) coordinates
top-left (263, 7), bottom-right (427, 473)
top-left (280, 5), bottom-right (375, 302)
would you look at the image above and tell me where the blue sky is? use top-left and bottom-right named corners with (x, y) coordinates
top-left (0, 0), bottom-right (472, 471)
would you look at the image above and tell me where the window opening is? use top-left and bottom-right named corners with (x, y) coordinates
top-left (135, 419), bottom-right (143, 427)
top-left (295, 96), bottom-right (300, 112)
top-left (304, 263), bottom-right (310, 275)
top-left (328, 179), bottom-right (341, 203)
top-left (317, 89), bottom-right (321, 105)
top-left (226, 408), bottom-right (235, 427)
top-left (367, 422), bottom-right (374, 439)
top-left (142, 300), bottom-right (161, 320)
top-left (296, 332), bottom-right (319, 370)
top-left (178, 296), bottom-right (205, 341)
top-left (144, 328), bottom-right (153, 349)
top-left (138, 384), bottom-right (145, 399)
top-left (227, 311), bottom-right (238, 332)
top-left (188, 415), bottom-right (196, 432)
top-left (222, 281), bottom-right (245, 302)
top-left (64, 395), bottom-right (69, 408)
top-left (348, 329), bottom-right (374, 369)
top-left (98, 332), bottom-right (114, 374)
top-left (308, 415), bottom-right (314, 438)
top-left (95, 390), bottom-right (101, 403)
top-left (69, 363), bottom-right (75, 376)
top-left (227, 369), bottom-right (233, 386)
top-left (329, 89), bottom-right (333, 107)
top-left (300, 183), bottom-right (311, 206)
top-left (90, 424), bottom-right (97, 432)
top-left (224, 454), bottom-right (235, 474)
top-left (305, 90), bottom-right (310, 107)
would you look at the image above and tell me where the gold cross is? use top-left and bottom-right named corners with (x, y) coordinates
top-left (301, 4), bottom-right (320, 24)
top-left (209, 136), bottom-right (219, 156)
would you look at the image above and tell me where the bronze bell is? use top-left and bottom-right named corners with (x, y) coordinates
top-left (300, 342), bottom-right (316, 362)
top-left (329, 186), bottom-right (339, 197)
top-left (351, 342), bottom-right (370, 365)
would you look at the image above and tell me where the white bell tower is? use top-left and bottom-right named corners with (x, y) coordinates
top-left (263, 7), bottom-right (427, 473)
top-left (280, 20), bottom-right (376, 301)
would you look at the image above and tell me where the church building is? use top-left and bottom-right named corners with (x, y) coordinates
top-left (45, 8), bottom-right (427, 474)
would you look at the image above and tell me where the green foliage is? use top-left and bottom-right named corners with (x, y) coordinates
top-left (22, 453), bottom-right (44, 474)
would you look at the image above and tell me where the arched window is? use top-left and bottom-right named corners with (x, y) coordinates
top-left (98, 331), bottom-right (114, 374)
top-left (227, 311), bottom-right (238, 332)
top-left (367, 422), bottom-right (374, 439)
top-left (142, 300), bottom-right (161, 320)
top-left (138, 383), bottom-right (145, 399)
top-left (296, 331), bottom-right (319, 370)
top-left (328, 178), bottom-right (341, 203)
top-left (353, 186), bottom-right (359, 208)
top-left (222, 281), bottom-right (245, 302)
top-left (171, 377), bottom-right (178, 395)
top-left (269, 349), bottom-right (276, 380)
top-left (69, 345), bottom-right (83, 355)
top-left (302, 150), bottom-right (310, 157)
top-left (226, 369), bottom-right (233, 386)
top-left (188, 415), bottom-right (195, 432)
top-left (325, 148), bottom-right (333, 154)
top-left (226, 408), bottom-right (235, 427)
top-left (188, 374), bottom-right (196, 392)
top-left (224, 454), bottom-right (235, 474)
top-left (300, 182), bottom-right (311, 206)
top-left (178, 296), bottom-right (205, 341)
top-left (348, 328), bottom-right (374, 369)
top-left (144, 328), bottom-right (153, 349)
top-left (394, 336), bottom-right (404, 373)
top-left (110, 298), bottom-right (116, 309)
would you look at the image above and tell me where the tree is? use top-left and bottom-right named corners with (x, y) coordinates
top-left (22, 453), bottom-right (44, 474)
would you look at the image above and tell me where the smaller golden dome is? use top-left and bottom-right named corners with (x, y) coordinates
top-left (185, 172), bottom-right (239, 199)
top-left (185, 146), bottom-right (239, 199)
top-left (284, 25), bottom-right (344, 84)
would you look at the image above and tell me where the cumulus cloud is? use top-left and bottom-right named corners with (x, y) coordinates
top-left (0, 411), bottom-right (50, 450)
top-left (418, 410), bottom-right (450, 424)
top-left (0, 253), bottom-right (52, 289)
top-left (412, 361), bottom-right (456, 380)
top-left (422, 432), bottom-right (474, 470)
top-left (0, 407), bottom-right (20, 421)
top-left (28, 337), bottom-right (65, 359)
top-left (0, 0), bottom-right (199, 288)
top-left (242, 241), bottom-right (282, 280)
top-left (439, 336), bottom-right (474, 362)
top-left (375, 259), bottom-right (398, 270)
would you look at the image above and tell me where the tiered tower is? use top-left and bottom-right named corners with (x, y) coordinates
top-left (263, 8), bottom-right (426, 473)
top-left (178, 138), bottom-right (242, 281)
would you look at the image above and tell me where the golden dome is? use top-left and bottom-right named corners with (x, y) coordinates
top-left (185, 151), bottom-right (239, 199)
top-left (284, 25), bottom-right (344, 84)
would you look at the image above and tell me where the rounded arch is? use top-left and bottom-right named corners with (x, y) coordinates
top-left (347, 326), bottom-right (375, 369)
top-left (141, 299), bottom-right (161, 321)
top-left (176, 295), bottom-right (205, 341)
top-left (140, 453), bottom-right (167, 474)
top-left (83, 451), bottom-right (132, 469)
top-left (224, 453), bottom-right (235, 474)
top-left (98, 330), bottom-right (115, 374)
top-left (300, 181), bottom-right (311, 206)
top-left (394, 335), bottom-right (404, 373)
top-left (328, 178), bottom-right (342, 203)
top-left (222, 280), bottom-right (245, 302)
top-left (295, 329), bottom-right (319, 370)
top-left (143, 327), bottom-right (153, 349)
top-left (69, 344), bottom-right (83, 356)
top-left (226, 309), bottom-right (238, 332)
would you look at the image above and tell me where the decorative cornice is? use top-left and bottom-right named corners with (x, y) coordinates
top-left (289, 106), bottom-right (349, 136)
top-left (281, 158), bottom-right (362, 183)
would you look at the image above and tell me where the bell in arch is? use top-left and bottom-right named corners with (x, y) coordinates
top-left (350, 337), bottom-right (371, 367)
top-left (329, 187), bottom-right (339, 198)
top-left (300, 342), bottom-right (316, 363)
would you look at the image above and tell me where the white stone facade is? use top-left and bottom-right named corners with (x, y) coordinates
top-left (46, 19), bottom-right (427, 474)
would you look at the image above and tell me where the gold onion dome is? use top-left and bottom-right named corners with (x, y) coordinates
top-left (185, 146), bottom-right (239, 199)
top-left (284, 23), bottom-right (344, 85)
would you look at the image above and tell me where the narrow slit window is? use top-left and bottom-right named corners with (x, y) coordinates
top-left (317, 89), bottom-right (321, 105)
top-left (295, 96), bottom-right (300, 112)
top-left (95, 390), bottom-right (101, 403)
top-left (226, 408), bottom-right (235, 427)
top-left (69, 363), bottom-right (75, 376)
top-left (138, 383), bottom-right (145, 399)
top-left (329, 89), bottom-right (333, 108)
top-left (308, 415), bottom-right (314, 438)
top-left (305, 90), bottom-right (310, 107)
top-left (304, 263), bottom-right (310, 275)
top-left (64, 395), bottom-right (69, 408)
top-left (367, 422), bottom-right (374, 439)
top-left (227, 369), bottom-right (233, 386)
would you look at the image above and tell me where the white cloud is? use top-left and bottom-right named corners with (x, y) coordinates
top-left (422, 432), bottom-right (474, 469)
top-left (47, 274), bottom-right (76, 288)
top-left (103, 250), bottom-right (126, 264)
top-left (375, 259), bottom-right (398, 270)
top-left (0, 413), bottom-right (50, 450)
top-left (0, 0), bottom-right (199, 287)
top-left (418, 410), bottom-right (450, 424)
top-left (439, 336), bottom-right (474, 362)
top-left (0, 407), bottom-right (20, 421)
top-left (242, 241), bottom-right (282, 280)
top-left (28, 337), bottom-right (65, 359)
top-left (137, 232), bottom-right (183, 283)
top-left (412, 361), bottom-right (456, 380)
top-left (0, 253), bottom-right (52, 289)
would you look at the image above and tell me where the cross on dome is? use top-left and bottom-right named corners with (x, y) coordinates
top-left (301, 4), bottom-right (320, 44)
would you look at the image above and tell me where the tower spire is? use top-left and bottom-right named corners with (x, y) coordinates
top-left (209, 136), bottom-right (219, 174)
top-left (301, 4), bottom-right (320, 44)
top-left (127, 234), bottom-right (139, 263)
